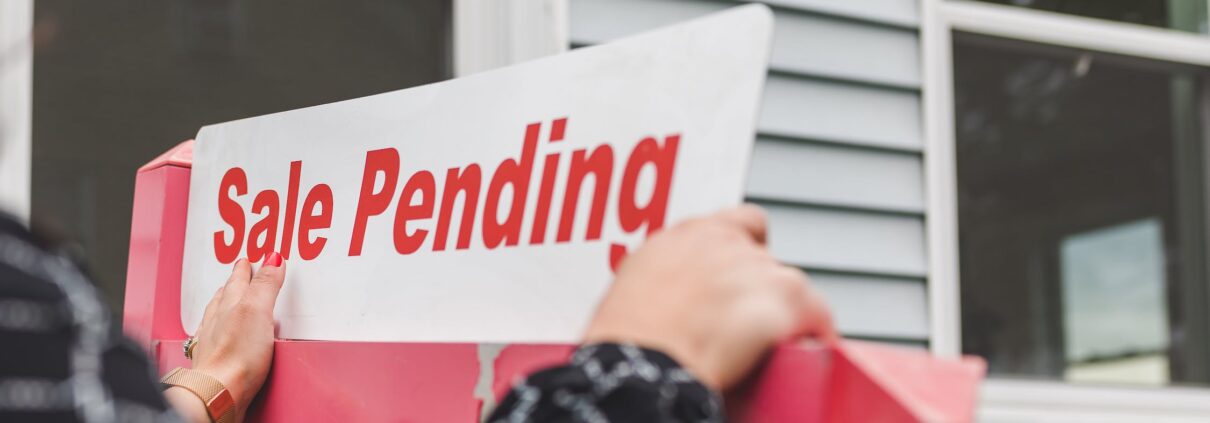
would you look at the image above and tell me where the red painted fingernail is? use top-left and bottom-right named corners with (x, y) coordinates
top-left (264, 252), bottom-right (282, 267)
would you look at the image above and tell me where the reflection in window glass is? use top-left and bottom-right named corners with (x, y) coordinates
top-left (32, 0), bottom-right (452, 312)
top-left (1061, 219), bottom-right (1169, 385)
top-left (954, 32), bottom-right (1210, 386)
top-left (973, 0), bottom-right (1208, 33)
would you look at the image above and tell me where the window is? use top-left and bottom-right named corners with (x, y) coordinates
top-left (32, 0), bottom-right (452, 311)
top-left (973, 0), bottom-right (1209, 33)
top-left (953, 32), bottom-right (1210, 387)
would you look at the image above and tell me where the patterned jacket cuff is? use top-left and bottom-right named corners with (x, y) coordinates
top-left (570, 343), bottom-right (723, 420)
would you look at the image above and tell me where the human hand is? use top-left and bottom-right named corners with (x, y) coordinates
top-left (183, 253), bottom-right (286, 420)
top-left (583, 205), bottom-right (836, 391)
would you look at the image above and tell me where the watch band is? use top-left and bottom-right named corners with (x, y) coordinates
top-left (161, 367), bottom-right (236, 423)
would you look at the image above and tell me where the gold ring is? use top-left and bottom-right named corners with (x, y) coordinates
top-left (183, 336), bottom-right (198, 360)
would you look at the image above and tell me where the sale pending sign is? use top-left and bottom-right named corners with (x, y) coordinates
top-left (180, 5), bottom-right (773, 342)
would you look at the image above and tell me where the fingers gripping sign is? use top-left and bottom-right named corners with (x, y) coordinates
top-left (586, 205), bottom-right (837, 391)
top-left (189, 253), bottom-right (287, 421)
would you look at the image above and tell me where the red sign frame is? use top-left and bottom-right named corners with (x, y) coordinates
top-left (125, 140), bottom-right (985, 422)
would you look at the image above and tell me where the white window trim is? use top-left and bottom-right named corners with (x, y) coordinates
top-left (921, 0), bottom-right (962, 360)
top-left (0, 0), bottom-right (32, 222)
top-left (980, 379), bottom-right (1210, 422)
top-left (452, 0), bottom-right (568, 77)
top-left (922, 0), bottom-right (1210, 420)
top-left (944, 0), bottom-right (1210, 66)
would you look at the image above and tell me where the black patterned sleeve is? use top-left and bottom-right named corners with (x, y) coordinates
top-left (486, 343), bottom-right (724, 423)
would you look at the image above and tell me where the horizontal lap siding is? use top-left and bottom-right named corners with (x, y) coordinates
top-left (571, 0), bottom-right (920, 87)
top-left (746, 138), bottom-right (924, 213)
top-left (742, 0), bottom-right (919, 27)
top-left (812, 272), bottom-right (929, 340)
top-left (762, 204), bottom-right (927, 277)
top-left (767, 12), bottom-right (921, 87)
top-left (569, 0), bottom-right (928, 343)
top-left (760, 76), bottom-right (922, 151)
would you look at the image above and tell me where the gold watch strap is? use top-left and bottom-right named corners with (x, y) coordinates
top-left (161, 367), bottom-right (236, 423)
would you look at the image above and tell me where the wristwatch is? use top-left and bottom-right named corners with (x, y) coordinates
top-left (161, 367), bottom-right (236, 423)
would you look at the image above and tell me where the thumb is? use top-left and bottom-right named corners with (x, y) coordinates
top-left (249, 252), bottom-right (287, 309)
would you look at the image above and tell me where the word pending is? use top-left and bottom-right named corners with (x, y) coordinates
top-left (212, 118), bottom-right (681, 269)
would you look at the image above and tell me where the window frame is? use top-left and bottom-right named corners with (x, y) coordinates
top-left (922, 0), bottom-right (1210, 420)
top-left (452, 0), bottom-right (568, 77)
top-left (0, 0), bottom-right (31, 222)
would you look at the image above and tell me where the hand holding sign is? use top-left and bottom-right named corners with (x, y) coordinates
top-left (164, 255), bottom-right (288, 422)
top-left (137, 6), bottom-right (985, 421)
top-left (585, 205), bottom-right (837, 390)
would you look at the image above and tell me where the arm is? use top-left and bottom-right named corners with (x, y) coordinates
top-left (490, 343), bottom-right (722, 423)
top-left (0, 215), bottom-right (274, 423)
top-left (489, 205), bottom-right (837, 422)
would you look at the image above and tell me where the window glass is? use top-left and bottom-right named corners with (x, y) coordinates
top-left (1060, 219), bottom-right (1170, 385)
top-left (954, 32), bottom-right (1210, 386)
top-left (972, 0), bottom-right (1208, 33)
top-left (32, 0), bottom-right (452, 312)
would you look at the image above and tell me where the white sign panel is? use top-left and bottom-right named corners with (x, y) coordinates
top-left (181, 5), bottom-right (773, 342)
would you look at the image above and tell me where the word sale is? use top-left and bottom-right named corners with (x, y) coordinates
top-left (212, 117), bottom-right (681, 269)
